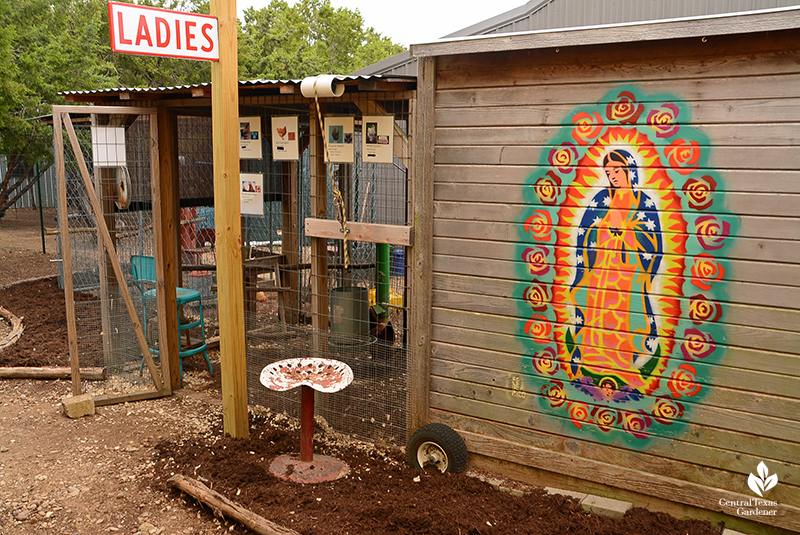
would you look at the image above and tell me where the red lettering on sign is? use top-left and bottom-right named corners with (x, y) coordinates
top-left (135, 14), bottom-right (153, 47)
top-left (201, 23), bottom-right (214, 53)
top-left (117, 11), bottom-right (132, 45)
top-left (185, 21), bottom-right (197, 51)
top-left (174, 19), bottom-right (181, 49)
top-left (155, 17), bottom-right (170, 47)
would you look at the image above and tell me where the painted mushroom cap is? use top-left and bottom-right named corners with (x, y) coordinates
top-left (260, 358), bottom-right (353, 393)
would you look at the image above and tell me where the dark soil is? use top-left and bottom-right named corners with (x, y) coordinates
top-left (0, 277), bottom-right (69, 367)
top-left (153, 412), bottom-right (719, 535)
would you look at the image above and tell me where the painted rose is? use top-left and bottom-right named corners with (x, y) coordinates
top-left (548, 143), bottom-right (579, 174)
top-left (695, 215), bottom-right (730, 251)
top-left (571, 111), bottom-right (604, 144)
top-left (532, 346), bottom-right (559, 376)
top-left (523, 283), bottom-right (551, 312)
top-left (534, 171), bottom-right (562, 205)
top-left (522, 246), bottom-right (551, 276)
top-left (606, 91), bottom-right (644, 125)
top-left (680, 329), bottom-right (716, 361)
top-left (591, 406), bottom-right (619, 432)
top-left (647, 103), bottom-right (680, 138)
top-left (691, 254), bottom-right (725, 290)
top-left (541, 380), bottom-right (567, 408)
top-left (689, 295), bottom-right (722, 324)
top-left (525, 315), bottom-right (553, 343)
top-left (568, 401), bottom-right (591, 429)
top-left (665, 139), bottom-right (701, 175)
top-left (668, 364), bottom-right (702, 398)
top-left (651, 396), bottom-right (685, 425)
top-left (524, 210), bottom-right (554, 242)
top-left (683, 175), bottom-right (717, 210)
top-left (621, 410), bottom-right (652, 439)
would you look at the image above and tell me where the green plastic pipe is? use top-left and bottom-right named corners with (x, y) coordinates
top-left (375, 243), bottom-right (390, 320)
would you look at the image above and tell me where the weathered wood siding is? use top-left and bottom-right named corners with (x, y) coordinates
top-left (426, 29), bottom-right (800, 530)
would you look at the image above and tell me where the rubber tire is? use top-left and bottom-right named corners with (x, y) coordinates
top-left (406, 423), bottom-right (469, 473)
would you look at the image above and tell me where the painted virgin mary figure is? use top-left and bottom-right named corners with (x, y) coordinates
top-left (565, 149), bottom-right (664, 402)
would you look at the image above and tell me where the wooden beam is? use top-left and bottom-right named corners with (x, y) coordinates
top-left (281, 161), bottom-right (300, 325)
top-left (211, 0), bottom-right (248, 439)
top-left (52, 110), bottom-right (82, 396)
top-left (304, 218), bottom-right (413, 247)
top-left (62, 113), bottom-right (164, 393)
top-left (156, 107), bottom-right (181, 391)
top-left (409, 56), bottom-right (437, 431)
top-left (0, 367), bottom-right (106, 380)
top-left (309, 100), bottom-right (329, 351)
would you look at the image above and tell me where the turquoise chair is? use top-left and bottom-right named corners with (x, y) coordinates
top-left (131, 255), bottom-right (212, 384)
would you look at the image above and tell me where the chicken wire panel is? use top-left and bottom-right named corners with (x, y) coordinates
top-left (246, 94), bottom-right (412, 446)
top-left (175, 115), bottom-right (218, 344)
top-left (57, 113), bottom-right (163, 395)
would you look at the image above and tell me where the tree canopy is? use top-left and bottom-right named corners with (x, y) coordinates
top-left (0, 0), bottom-right (403, 217)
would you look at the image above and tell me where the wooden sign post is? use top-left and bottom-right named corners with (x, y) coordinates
top-left (210, 0), bottom-right (248, 439)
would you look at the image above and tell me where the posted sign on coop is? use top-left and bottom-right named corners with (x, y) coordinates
top-left (108, 1), bottom-right (219, 61)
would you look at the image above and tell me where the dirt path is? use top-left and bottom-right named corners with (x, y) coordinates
top-left (0, 208), bottom-right (60, 289)
top-left (0, 378), bottom-right (228, 534)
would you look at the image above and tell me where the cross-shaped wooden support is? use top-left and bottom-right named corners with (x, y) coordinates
top-left (260, 357), bottom-right (353, 483)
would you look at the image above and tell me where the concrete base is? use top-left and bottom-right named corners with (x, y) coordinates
top-left (61, 393), bottom-right (95, 419)
top-left (269, 454), bottom-right (349, 484)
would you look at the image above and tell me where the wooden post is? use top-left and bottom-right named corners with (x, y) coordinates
top-left (409, 56), bottom-right (436, 431)
top-left (155, 108), bottom-right (181, 391)
top-left (281, 161), bottom-right (300, 325)
top-left (53, 110), bottom-right (82, 397)
top-left (309, 101), bottom-right (329, 351)
top-left (210, 0), bottom-right (248, 438)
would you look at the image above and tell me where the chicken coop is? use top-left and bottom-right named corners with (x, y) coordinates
top-left (54, 75), bottom-right (418, 445)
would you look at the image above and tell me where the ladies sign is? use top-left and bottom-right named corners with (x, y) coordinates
top-left (108, 1), bottom-right (219, 61)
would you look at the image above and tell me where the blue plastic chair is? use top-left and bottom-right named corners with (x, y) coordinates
top-left (131, 255), bottom-right (212, 384)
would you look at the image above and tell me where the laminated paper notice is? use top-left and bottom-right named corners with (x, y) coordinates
top-left (271, 116), bottom-right (299, 161)
top-left (239, 116), bottom-right (262, 159)
top-left (362, 116), bottom-right (394, 164)
top-left (324, 116), bottom-right (354, 163)
top-left (240, 173), bottom-right (263, 216)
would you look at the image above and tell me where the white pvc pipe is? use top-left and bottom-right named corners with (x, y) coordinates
top-left (300, 75), bottom-right (345, 98)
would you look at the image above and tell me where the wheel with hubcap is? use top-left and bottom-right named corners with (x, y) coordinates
top-left (406, 423), bottom-right (469, 473)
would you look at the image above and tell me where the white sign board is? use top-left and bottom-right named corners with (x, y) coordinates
top-left (324, 117), bottom-right (354, 163)
top-left (271, 116), bottom-right (299, 161)
top-left (240, 173), bottom-right (263, 216)
top-left (362, 116), bottom-right (395, 164)
top-left (239, 116), bottom-right (263, 159)
top-left (108, 1), bottom-right (219, 61)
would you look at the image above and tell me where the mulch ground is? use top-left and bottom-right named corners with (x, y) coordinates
top-left (2, 278), bottom-right (720, 535)
top-left (153, 412), bottom-right (719, 535)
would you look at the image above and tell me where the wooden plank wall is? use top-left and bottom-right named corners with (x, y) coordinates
top-left (427, 30), bottom-right (800, 531)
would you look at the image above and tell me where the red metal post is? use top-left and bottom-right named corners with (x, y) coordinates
top-left (300, 384), bottom-right (315, 462)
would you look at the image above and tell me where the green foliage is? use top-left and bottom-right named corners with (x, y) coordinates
top-left (238, 0), bottom-right (404, 79)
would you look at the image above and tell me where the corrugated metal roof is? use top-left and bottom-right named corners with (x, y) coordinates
top-left (356, 0), bottom-right (800, 76)
top-left (59, 74), bottom-right (413, 97)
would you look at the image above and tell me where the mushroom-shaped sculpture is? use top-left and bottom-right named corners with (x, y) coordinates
top-left (260, 358), bottom-right (353, 483)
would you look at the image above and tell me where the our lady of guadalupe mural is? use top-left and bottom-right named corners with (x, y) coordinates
top-left (519, 88), bottom-right (734, 443)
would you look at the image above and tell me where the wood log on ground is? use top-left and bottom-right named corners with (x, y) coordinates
top-left (0, 367), bottom-right (106, 380)
top-left (169, 474), bottom-right (300, 535)
top-left (0, 306), bottom-right (24, 350)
